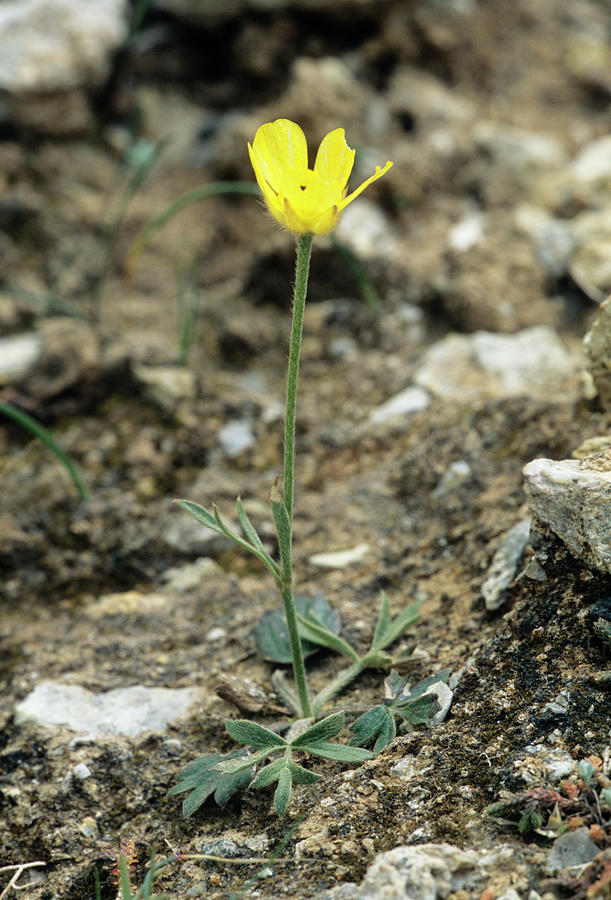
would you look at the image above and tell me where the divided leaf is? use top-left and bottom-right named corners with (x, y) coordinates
top-left (168, 752), bottom-right (254, 816)
top-left (225, 719), bottom-right (287, 748)
top-left (371, 598), bottom-right (421, 651)
top-left (348, 705), bottom-right (396, 754)
top-left (291, 712), bottom-right (345, 748)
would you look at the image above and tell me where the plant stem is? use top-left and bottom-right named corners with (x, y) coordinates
top-left (283, 233), bottom-right (313, 521)
top-left (278, 232), bottom-right (314, 718)
top-left (311, 659), bottom-right (367, 716)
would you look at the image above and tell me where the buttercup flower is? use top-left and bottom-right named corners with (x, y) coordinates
top-left (248, 118), bottom-right (393, 235)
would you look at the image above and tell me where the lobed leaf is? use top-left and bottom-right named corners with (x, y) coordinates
top-left (274, 767), bottom-right (293, 817)
top-left (301, 741), bottom-right (374, 763)
top-left (291, 712), bottom-right (345, 748)
top-left (226, 719), bottom-right (287, 748)
top-left (168, 752), bottom-right (253, 816)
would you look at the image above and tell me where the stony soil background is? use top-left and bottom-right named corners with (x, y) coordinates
top-left (1, 0), bottom-right (611, 898)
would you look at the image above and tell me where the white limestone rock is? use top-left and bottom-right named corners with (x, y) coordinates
top-left (15, 681), bottom-right (201, 737)
top-left (325, 842), bottom-right (520, 900)
top-left (523, 457), bottom-right (611, 574)
top-left (0, 0), bottom-right (127, 93)
top-left (481, 519), bottom-right (531, 611)
top-left (415, 326), bottom-right (579, 403)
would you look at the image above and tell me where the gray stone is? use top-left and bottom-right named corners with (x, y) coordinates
top-left (308, 543), bottom-right (370, 569)
top-left (218, 420), bottom-right (256, 459)
top-left (523, 457), bottom-right (611, 574)
top-left (163, 512), bottom-right (232, 557)
top-left (481, 519), bottom-right (531, 611)
top-left (325, 842), bottom-right (518, 900)
top-left (473, 122), bottom-right (567, 176)
top-left (432, 460), bottom-right (471, 499)
top-left (448, 213), bottom-right (485, 252)
top-left (0, 332), bottom-right (42, 382)
top-left (584, 296), bottom-right (611, 411)
top-left (369, 386), bottom-right (430, 425)
top-left (15, 680), bottom-right (201, 737)
top-left (132, 364), bottom-right (196, 412)
top-left (424, 681), bottom-right (453, 725)
top-left (571, 135), bottom-right (611, 185)
top-left (415, 327), bottom-right (579, 403)
top-left (160, 557), bottom-right (223, 593)
top-left (570, 207), bottom-right (611, 300)
top-left (0, 0), bottom-right (127, 93)
top-left (17, 318), bottom-right (100, 400)
top-left (545, 827), bottom-right (600, 874)
top-left (335, 198), bottom-right (397, 261)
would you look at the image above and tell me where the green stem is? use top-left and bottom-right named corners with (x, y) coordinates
top-left (276, 232), bottom-right (314, 719)
top-left (312, 659), bottom-right (367, 716)
top-left (283, 233), bottom-right (313, 523)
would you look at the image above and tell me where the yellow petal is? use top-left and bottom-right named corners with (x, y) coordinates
top-left (248, 141), bottom-right (284, 219)
top-left (339, 160), bottom-right (394, 210)
top-left (313, 128), bottom-right (355, 191)
top-left (250, 119), bottom-right (308, 194)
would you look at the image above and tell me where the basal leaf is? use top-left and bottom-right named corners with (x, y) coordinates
top-left (250, 757), bottom-right (287, 789)
top-left (254, 596), bottom-right (340, 663)
top-left (169, 751), bottom-right (253, 816)
top-left (301, 741), bottom-right (373, 763)
top-left (373, 600), bottom-right (421, 651)
top-left (287, 760), bottom-right (321, 785)
top-left (291, 712), bottom-right (345, 748)
top-left (274, 767), bottom-right (292, 817)
top-left (395, 693), bottom-right (439, 725)
top-left (407, 669), bottom-right (451, 700)
top-left (226, 719), bottom-right (287, 748)
top-left (348, 705), bottom-right (389, 746)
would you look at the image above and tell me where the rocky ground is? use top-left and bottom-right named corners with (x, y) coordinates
top-left (1, 0), bottom-right (611, 898)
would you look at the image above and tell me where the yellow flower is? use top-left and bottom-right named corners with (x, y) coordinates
top-left (248, 118), bottom-right (393, 236)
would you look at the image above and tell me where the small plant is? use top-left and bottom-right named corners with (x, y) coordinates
top-left (348, 669), bottom-right (451, 754)
top-left (487, 755), bottom-right (611, 840)
top-left (95, 838), bottom-right (171, 900)
top-left (0, 399), bottom-right (89, 499)
top-left (170, 120), bottom-right (438, 816)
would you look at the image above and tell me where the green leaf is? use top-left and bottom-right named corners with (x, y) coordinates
top-left (270, 494), bottom-right (292, 570)
top-left (384, 670), bottom-right (409, 701)
top-left (349, 705), bottom-right (397, 754)
top-left (301, 741), bottom-right (374, 763)
top-left (348, 705), bottom-right (388, 745)
top-left (254, 596), bottom-right (340, 663)
top-left (119, 855), bottom-right (133, 900)
top-left (250, 757), bottom-right (287, 789)
top-left (176, 499), bottom-right (222, 534)
top-left (287, 760), bottom-right (321, 784)
top-left (407, 669), bottom-right (451, 700)
top-left (374, 714), bottom-right (397, 754)
top-left (213, 748), bottom-right (270, 774)
top-left (372, 593), bottom-right (391, 650)
top-left (236, 498), bottom-right (267, 555)
top-left (518, 808), bottom-right (543, 834)
top-left (168, 752), bottom-right (253, 816)
top-left (291, 712), bottom-right (345, 748)
top-left (394, 693), bottom-right (440, 725)
top-left (0, 401), bottom-right (89, 500)
top-left (274, 768), bottom-right (292, 817)
top-left (177, 499), bottom-right (280, 581)
top-left (296, 612), bottom-right (359, 662)
top-left (372, 600), bottom-right (421, 651)
top-left (226, 719), bottom-right (287, 748)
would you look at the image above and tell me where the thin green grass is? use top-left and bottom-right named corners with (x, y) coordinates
top-left (0, 401), bottom-right (89, 500)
